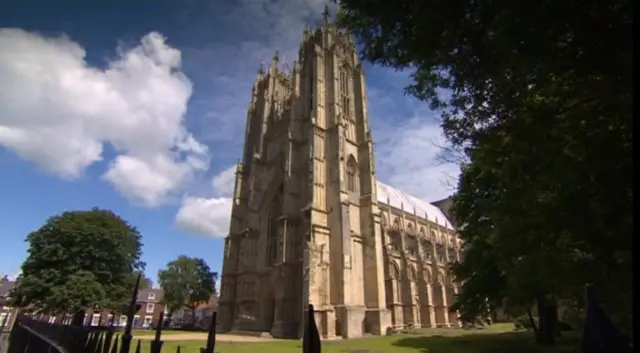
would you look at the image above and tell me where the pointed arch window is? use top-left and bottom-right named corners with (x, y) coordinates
top-left (266, 185), bottom-right (283, 266)
top-left (406, 235), bottom-right (418, 257)
top-left (346, 156), bottom-right (359, 193)
top-left (392, 262), bottom-right (402, 301)
top-left (423, 268), bottom-right (433, 284)
top-left (421, 240), bottom-right (433, 261)
top-left (339, 64), bottom-right (351, 120)
top-left (448, 246), bottom-right (458, 263)
top-left (436, 244), bottom-right (446, 264)
top-left (389, 263), bottom-right (400, 280)
top-left (408, 266), bottom-right (417, 282)
top-left (308, 58), bottom-right (315, 112)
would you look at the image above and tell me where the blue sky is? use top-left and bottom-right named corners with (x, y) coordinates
top-left (0, 0), bottom-right (459, 285)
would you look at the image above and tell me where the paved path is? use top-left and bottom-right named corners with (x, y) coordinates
top-left (135, 333), bottom-right (275, 342)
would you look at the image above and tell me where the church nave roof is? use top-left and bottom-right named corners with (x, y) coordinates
top-left (375, 180), bottom-right (455, 230)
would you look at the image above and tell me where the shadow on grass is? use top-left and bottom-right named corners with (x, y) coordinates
top-left (391, 331), bottom-right (579, 353)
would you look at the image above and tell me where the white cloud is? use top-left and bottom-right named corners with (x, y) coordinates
top-left (184, 0), bottom-right (333, 149)
top-left (375, 117), bottom-right (460, 202)
top-left (0, 29), bottom-right (208, 206)
top-left (171, 1), bottom-right (459, 236)
top-left (175, 165), bottom-right (236, 238)
top-left (175, 197), bottom-right (233, 237)
top-left (369, 89), bottom-right (460, 202)
top-left (171, 0), bottom-right (332, 237)
top-left (198, 0), bottom-right (460, 203)
top-left (211, 165), bottom-right (236, 197)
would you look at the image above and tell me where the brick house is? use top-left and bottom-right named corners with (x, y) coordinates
top-left (170, 293), bottom-right (218, 329)
top-left (82, 288), bottom-right (166, 329)
top-left (0, 279), bottom-right (18, 330)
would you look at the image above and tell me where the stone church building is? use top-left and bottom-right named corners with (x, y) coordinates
top-left (217, 10), bottom-right (462, 340)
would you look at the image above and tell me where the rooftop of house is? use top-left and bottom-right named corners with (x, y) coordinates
top-left (137, 288), bottom-right (164, 303)
top-left (0, 280), bottom-right (15, 298)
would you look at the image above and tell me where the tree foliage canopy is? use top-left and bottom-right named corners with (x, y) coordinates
top-left (134, 271), bottom-right (153, 291)
top-left (336, 0), bottom-right (632, 339)
top-left (158, 255), bottom-right (217, 323)
top-left (9, 208), bottom-right (145, 314)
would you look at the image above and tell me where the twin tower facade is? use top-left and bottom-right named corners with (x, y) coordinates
top-left (217, 14), bottom-right (463, 339)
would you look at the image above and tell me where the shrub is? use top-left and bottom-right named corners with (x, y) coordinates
top-left (513, 315), bottom-right (537, 331)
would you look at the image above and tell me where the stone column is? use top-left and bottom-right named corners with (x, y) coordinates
top-left (450, 286), bottom-right (462, 327)
top-left (424, 284), bottom-right (436, 327)
top-left (362, 205), bottom-right (392, 336)
top-left (413, 294), bottom-right (421, 328)
top-left (439, 284), bottom-right (450, 327)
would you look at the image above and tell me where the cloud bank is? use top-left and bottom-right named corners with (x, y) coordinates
top-left (172, 1), bottom-right (460, 237)
top-left (0, 0), bottom-right (460, 240)
top-left (0, 29), bottom-right (208, 206)
top-left (175, 165), bottom-right (236, 238)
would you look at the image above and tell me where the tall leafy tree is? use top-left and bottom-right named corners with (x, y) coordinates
top-left (336, 0), bottom-right (632, 344)
top-left (158, 256), bottom-right (217, 326)
top-left (9, 208), bottom-right (145, 320)
top-left (133, 271), bottom-right (153, 291)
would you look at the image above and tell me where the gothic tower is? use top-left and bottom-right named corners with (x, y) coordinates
top-left (217, 7), bottom-right (391, 339)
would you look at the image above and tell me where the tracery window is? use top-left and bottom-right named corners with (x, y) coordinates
top-left (389, 263), bottom-right (400, 280)
top-left (423, 268), bottom-right (432, 284)
top-left (388, 262), bottom-right (401, 302)
top-left (408, 266), bottom-right (417, 282)
top-left (308, 59), bottom-right (315, 112)
top-left (266, 185), bottom-right (283, 266)
top-left (392, 218), bottom-right (401, 230)
top-left (406, 235), bottom-right (418, 257)
top-left (346, 156), bottom-right (359, 193)
top-left (406, 223), bottom-right (414, 234)
top-left (436, 244), bottom-right (446, 264)
top-left (421, 240), bottom-right (433, 261)
top-left (387, 230), bottom-right (401, 252)
top-left (448, 247), bottom-right (458, 263)
top-left (339, 65), bottom-right (351, 119)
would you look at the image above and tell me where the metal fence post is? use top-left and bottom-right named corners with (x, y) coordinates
top-left (120, 273), bottom-right (141, 353)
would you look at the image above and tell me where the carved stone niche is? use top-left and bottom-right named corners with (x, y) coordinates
top-left (435, 244), bottom-right (447, 264)
top-left (391, 218), bottom-right (402, 232)
top-left (386, 229), bottom-right (401, 253)
top-left (421, 241), bottom-right (434, 262)
top-left (406, 235), bottom-right (418, 258)
top-left (447, 247), bottom-right (458, 263)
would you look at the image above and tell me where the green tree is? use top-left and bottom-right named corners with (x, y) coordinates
top-left (336, 0), bottom-right (632, 344)
top-left (132, 271), bottom-right (153, 291)
top-left (9, 208), bottom-right (145, 321)
top-left (158, 256), bottom-right (217, 326)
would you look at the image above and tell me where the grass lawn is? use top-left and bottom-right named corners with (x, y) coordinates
top-left (131, 329), bottom-right (197, 336)
top-left (128, 323), bottom-right (580, 353)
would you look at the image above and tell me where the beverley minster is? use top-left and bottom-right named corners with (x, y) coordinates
top-left (217, 11), bottom-right (463, 340)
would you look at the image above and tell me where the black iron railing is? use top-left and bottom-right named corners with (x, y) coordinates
top-left (5, 274), bottom-right (324, 353)
top-left (580, 284), bottom-right (631, 353)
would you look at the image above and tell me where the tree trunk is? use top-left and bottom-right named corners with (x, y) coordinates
top-left (191, 307), bottom-right (197, 327)
top-left (71, 310), bottom-right (86, 326)
top-left (535, 296), bottom-right (558, 345)
top-left (166, 312), bottom-right (173, 328)
top-left (527, 308), bottom-right (539, 337)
